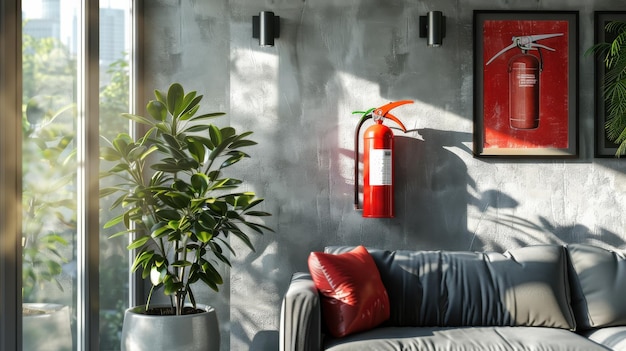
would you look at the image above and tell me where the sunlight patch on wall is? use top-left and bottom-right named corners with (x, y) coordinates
top-left (231, 49), bottom-right (280, 127)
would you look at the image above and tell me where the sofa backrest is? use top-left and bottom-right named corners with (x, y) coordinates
top-left (325, 245), bottom-right (576, 330)
top-left (567, 243), bottom-right (626, 329)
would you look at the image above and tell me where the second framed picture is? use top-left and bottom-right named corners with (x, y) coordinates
top-left (593, 11), bottom-right (626, 158)
top-left (473, 11), bottom-right (579, 158)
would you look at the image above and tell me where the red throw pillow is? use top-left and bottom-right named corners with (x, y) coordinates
top-left (307, 245), bottom-right (390, 338)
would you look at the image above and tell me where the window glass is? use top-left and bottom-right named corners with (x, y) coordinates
top-left (22, 1), bottom-right (78, 349)
top-left (98, 1), bottom-right (131, 350)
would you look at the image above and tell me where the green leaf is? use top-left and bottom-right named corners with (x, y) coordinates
top-left (156, 209), bottom-right (181, 221)
top-left (211, 248), bottom-right (231, 267)
top-left (208, 125), bottom-right (222, 148)
top-left (128, 235), bottom-right (150, 250)
top-left (112, 133), bottom-right (131, 154)
top-left (164, 280), bottom-right (184, 295)
top-left (100, 146), bottom-right (122, 161)
top-left (155, 121), bottom-right (170, 134)
top-left (172, 179), bottom-right (190, 192)
top-left (132, 251), bottom-right (154, 272)
top-left (229, 139), bottom-right (257, 149)
top-left (188, 112), bottom-right (226, 122)
top-left (151, 223), bottom-right (174, 239)
top-left (198, 262), bottom-right (223, 292)
top-left (207, 170), bottom-right (221, 181)
top-left (180, 95), bottom-right (202, 120)
top-left (208, 178), bottom-right (231, 191)
top-left (154, 88), bottom-right (166, 104)
top-left (127, 145), bottom-right (148, 162)
top-left (103, 212), bottom-right (125, 228)
top-left (147, 100), bottom-right (168, 121)
top-left (187, 137), bottom-right (206, 163)
top-left (162, 133), bottom-right (182, 151)
top-left (185, 125), bottom-right (210, 133)
top-left (221, 127), bottom-right (236, 140)
top-left (245, 211), bottom-right (272, 217)
top-left (122, 113), bottom-right (156, 126)
top-left (207, 200), bottom-right (228, 215)
top-left (220, 151), bottom-right (248, 168)
top-left (194, 135), bottom-right (215, 150)
top-left (242, 197), bottom-right (264, 210)
top-left (99, 186), bottom-right (120, 198)
top-left (181, 90), bottom-right (198, 111)
top-left (231, 230), bottom-right (255, 251)
top-left (245, 221), bottom-right (274, 234)
top-left (171, 260), bottom-right (192, 268)
top-left (159, 192), bottom-right (191, 209)
top-left (167, 83), bottom-right (185, 117)
top-left (191, 173), bottom-right (209, 194)
top-left (108, 229), bottom-right (133, 240)
top-left (195, 228), bottom-right (213, 243)
top-left (150, 266), bottom-right (165, 286)
top-left (187, 287), bottom-right (197, 308)
top-left (199, 211), bottom-right (217, 228)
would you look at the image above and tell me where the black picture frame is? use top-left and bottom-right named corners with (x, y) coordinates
top-left (593, 11), bottom-right (626, 158)
top-left (473, 10), bottom-right (579, 158)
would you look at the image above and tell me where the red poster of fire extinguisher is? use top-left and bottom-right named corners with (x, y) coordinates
top-left (486, 33), bottom-right (563, 129)
top-left (353, 100), bottom-right (413, 218)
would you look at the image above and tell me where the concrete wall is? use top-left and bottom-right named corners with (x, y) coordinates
top-left (144, 0), bottom-right (626, 350)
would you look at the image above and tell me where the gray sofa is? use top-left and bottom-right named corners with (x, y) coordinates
top-left (279, 244), bottom-right (626, 351)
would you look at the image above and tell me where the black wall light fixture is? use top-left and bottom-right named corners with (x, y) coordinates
top-left (419, 11), bottom-right (446, 47)
top-left (252, 11), bottom-right (280, 47)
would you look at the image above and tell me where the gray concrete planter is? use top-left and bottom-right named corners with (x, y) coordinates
top-left (121, 304), bottom-right (220, 351)
top-left (23, 303), bottom-right (72, 351)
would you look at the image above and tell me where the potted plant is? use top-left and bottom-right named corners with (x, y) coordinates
top-left (100, 83), bottom-right (272, 350)
top-left (586, 20), bottom-right (626, 157)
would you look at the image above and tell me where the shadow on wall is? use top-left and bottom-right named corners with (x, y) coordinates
top-left (394, 127), bottom-right (625, 252)
top-left (250, 330), bottom-right (279, 350)
top-left (394, 128), bottom-right (475, 250)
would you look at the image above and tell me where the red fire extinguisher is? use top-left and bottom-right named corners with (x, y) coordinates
top-left (486, 33), bottom-right (563, 129)
top-left (353, 100), bottom-right (413, 218)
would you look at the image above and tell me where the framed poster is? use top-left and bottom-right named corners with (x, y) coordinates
top-left (473, 11), bottom-right (579, 158)
top-left (593, 11), bottom-right (626, 158)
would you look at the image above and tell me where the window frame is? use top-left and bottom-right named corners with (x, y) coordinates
top-left (0, 0), bottom-right (24, 349)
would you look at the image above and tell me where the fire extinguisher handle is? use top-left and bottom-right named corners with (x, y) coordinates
top-left (383, 113), bottom-right (408, 132)
top-left (486, 33), bottom-right (564, 65)
top-left (527, 42), bottom-right (556, 52)
top-left (486, 42), bottom-right (518, 65)
top-left (373, 100), bottom-right (413, 132)
top-left (373, 100), bottom-right (413, 118)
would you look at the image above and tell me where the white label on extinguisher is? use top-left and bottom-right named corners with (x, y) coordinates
top-left (369, 148), bottom-right (392, 186)
top-left (516, 72), bottom-right (537, 87)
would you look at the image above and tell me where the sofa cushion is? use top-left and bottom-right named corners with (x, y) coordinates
top-left (326, 245), bottom-right (576, 330)
top-left (582, 326), bottom-right (626, 350)
top-left (567, 244), bottom-right (626, 329)
top-left (307, 245), bottom-right (390, 337)
top-left (323, 326), bottom-right (609, 351)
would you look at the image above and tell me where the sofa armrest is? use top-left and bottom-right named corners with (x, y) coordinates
top-left (279, 272), bottom-right (322, 351)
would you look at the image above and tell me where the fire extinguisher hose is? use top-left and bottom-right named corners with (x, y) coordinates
top-left (354, 113), bottom-right (373, 210)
